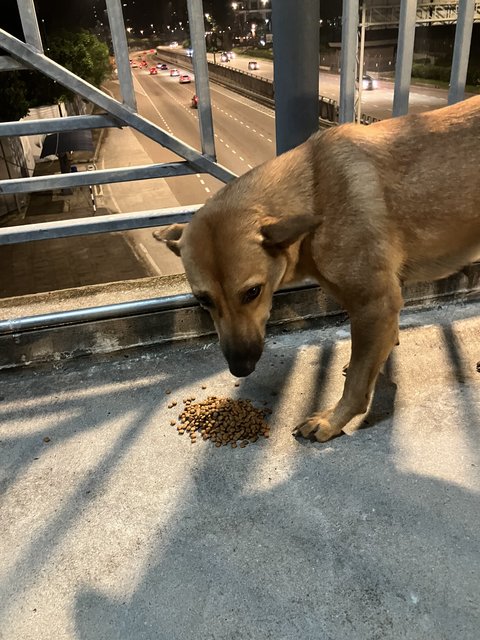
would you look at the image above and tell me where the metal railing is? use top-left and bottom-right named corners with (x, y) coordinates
top-left (0, 0), bottom-right (477, 335)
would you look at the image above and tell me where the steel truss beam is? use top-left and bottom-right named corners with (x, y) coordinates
top-left (0, 162), bottom-right (198, 195)
top-left (0, 206), bottom-right (200, 246)
top-left (0, 115), bottom-right (120, 137)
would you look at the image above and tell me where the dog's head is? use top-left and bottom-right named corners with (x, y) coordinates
top-left (154, 204), bottom-right (319, 377)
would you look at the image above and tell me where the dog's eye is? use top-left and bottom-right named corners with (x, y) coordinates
top-left (242, 285), bottom-right (261, 304)
top-left (195, 294), bottom-right (213, 308)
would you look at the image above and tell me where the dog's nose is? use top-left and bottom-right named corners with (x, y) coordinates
top-left (228, 359), bottom-right (257, 378)
top-left (223, 342), bottom-right (263, 378)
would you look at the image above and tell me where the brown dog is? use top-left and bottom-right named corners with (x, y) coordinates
top-left (154, 96), bottom-right (480, 442)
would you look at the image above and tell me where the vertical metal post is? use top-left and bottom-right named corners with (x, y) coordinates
top-left (392, 0), bottom-right (417, 117)
top-left (339, 0), bottom-right (359, 124)
top-left (105, 0), bottom-right (137, 111)
top-left (356, 3), bottom-right (366, 124)
top-left (448, 0), bottom-right (475, 104)
top-left (17, 0), bottom-right (43, 52)
top-left (186, 0), bottom-right (216, 161)
top-left (271, 0), bottom-right (319, 155)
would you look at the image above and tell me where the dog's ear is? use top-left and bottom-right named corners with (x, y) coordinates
top-left (260, 214), bottom-right (320, 249)
top-left (152, 224), bottom-right (186, 257)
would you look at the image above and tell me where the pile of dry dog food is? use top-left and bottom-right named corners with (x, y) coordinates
top-left (167, 393), bottom-right (272, 448)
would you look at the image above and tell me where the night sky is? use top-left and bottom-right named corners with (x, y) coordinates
top-left (1, 1), bottom-right (343, 37)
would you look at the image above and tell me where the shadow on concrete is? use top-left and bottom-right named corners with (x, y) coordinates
top-left (0, 309), bottom-right (479, 639)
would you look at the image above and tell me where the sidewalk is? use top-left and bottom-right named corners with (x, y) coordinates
top-left (0, 126), bottom-right (181, 299)
top-left (0, 300), bottom-right (479, 639)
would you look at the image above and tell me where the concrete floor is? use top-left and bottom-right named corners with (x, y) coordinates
top-left (1, 301), bottom-right (479, 640)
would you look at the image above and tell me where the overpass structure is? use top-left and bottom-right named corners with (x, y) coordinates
top-left (363, 0), bottom-right (480, 27)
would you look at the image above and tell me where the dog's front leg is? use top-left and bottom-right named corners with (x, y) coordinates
top-left (293, 292), bottom-right (402, 442)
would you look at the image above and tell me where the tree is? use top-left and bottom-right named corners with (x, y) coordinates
top-left (0, 72), bottom-right (30, 122)
top-left (26, 29), bottom-right (111, 107)
top-left (0, 29), bottom-right (112, 121)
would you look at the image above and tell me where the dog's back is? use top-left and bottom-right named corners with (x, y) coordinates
top-left (313, 96), bottom-right (480, 282)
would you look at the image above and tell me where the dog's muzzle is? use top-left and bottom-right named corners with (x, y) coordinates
top-left (223, 342), bottom-right (263, 378)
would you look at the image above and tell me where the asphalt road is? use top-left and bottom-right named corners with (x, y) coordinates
top-left (172, 47), bottom-right (457, 120)
top-left (211, 54), bottom-right (451, 119)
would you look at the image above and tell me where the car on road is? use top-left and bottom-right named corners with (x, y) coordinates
top-left (248, 60), bottom-right (259, 71)
top-left (226, 51), bottom-right (235, 60)
top-left (130, 61), bottom-right (139, 68)
top-left (140, 60), bottom-right (148, 68)
top-left (157, 63), bottom-right (168, 70)
top-left (220, 52), bottom-right (230, 63)
top-left (149, 67), bottom-right (158, 75)
top-left (191, 94), bottom-right (198, 108)
top-left (179, 74), bottom-right (192, 84)
top-left (170, 68), bottom-right (180, 77)
top-left (360, 74), bottom-right (377, 90)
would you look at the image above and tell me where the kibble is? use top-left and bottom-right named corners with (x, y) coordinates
top-left (170, 396), bottom-right (271, 448)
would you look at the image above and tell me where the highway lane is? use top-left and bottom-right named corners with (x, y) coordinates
top-left (165, 47), bottom-right (456, 120)
top-left (132, 61), bottom-right (277, 181)
top-left (213, 52), bottom-right (451, 118)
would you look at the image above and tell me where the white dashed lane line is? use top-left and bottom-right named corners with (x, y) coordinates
top-left (136, 72), bottom-right (215, 196)
top-left (133, 74), bottom-right (174, 135)
top-left (135, 67), bottom-right (275, 185)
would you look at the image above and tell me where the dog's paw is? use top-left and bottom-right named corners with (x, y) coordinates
top-left (292, 412), bottom-right (342, 443)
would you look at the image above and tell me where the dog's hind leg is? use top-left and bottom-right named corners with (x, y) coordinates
top-left (294, 285), bottom-right (403, 442)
